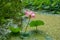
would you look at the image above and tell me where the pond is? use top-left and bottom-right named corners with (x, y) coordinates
top-left (7, 30), bottom-right (53, 40)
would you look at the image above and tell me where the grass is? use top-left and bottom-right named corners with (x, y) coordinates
top-left (9, 13), bottom-right (60, 40)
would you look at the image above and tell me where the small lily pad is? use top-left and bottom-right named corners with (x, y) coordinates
top-left (20, 32), bottom-right (30, 39)
top-left (9, 26), bottom-right (21, 33)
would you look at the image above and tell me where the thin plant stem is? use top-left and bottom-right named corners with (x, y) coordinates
top-left (36, 26), bottom-right (37, 31)
top-left (36, 26), bottom-right (38, 33)
top-left (24, 17), bottom-right (30, 33)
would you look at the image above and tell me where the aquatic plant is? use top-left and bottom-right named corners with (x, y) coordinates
top-left (29, 20), bottom-right (44, 33)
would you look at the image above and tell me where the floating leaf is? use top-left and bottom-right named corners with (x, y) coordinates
top-left (9, 26), bottom-right (21, 33)
top-left (29, 20), bottom-right (44, 27)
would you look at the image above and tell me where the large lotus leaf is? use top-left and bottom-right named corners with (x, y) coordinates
top-left (29, 20), bottom-right (44, 27)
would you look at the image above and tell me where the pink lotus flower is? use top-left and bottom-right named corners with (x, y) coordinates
top-left (25, 10), bottom-right (35, 18)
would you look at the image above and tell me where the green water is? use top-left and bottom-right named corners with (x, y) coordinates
top-left (8, 33), bottom-right (52, 40)
top-left (24, 34), bottom-right (45, 40)
top-left (6, 30), bottom-right (52, 40)
top-left (8, 35), bottom-right (45, 40)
